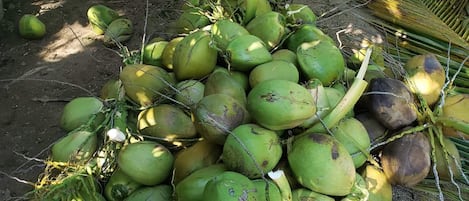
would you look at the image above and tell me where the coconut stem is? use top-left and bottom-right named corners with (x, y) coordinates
top-left (303, 48), bottom-right (371, 134)
top-left (268, 170), bottom-right (292, 201)
top-left (428, 127), bottom-right (446, 201)
top-left (436, 117), bottom-right (469, 137)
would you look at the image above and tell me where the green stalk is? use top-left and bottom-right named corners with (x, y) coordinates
top-left (303, 48), bottom-right (371, 134)
top-left (268, 170), bottom-right (292, 201)
top-left (112, 101), bottom-right (128, 134)
top-left (436, 117), bottom-right (469, 137)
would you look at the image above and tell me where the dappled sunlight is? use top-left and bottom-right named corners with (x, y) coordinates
top-left (135, 91), bottom-right (152, 106)
top-left (33, 0), bottom-right (66, 15)
top-left (409, 71), bottom-right (442, 95)
top-left (151, 146), bottom-right (167, 157)
top-left (189, 38), bottom-right (197, 46)
top-left (344, 23), bottom-right (384, 45)
top-left (336, 23), bottom-right (384, 66)
top-left (366, 177), bottom-right (387, 196)
top-left (384, 0), bottom-right (402, 19)
top-left (247, 41), bottom-right (265, 51)
top-left (136, 69), bottom-right (146, 77)
top-left (138, 107), bottom-right (157, 129)
top-left (38, 21), bottom-right (94, 62)
top-left (162, 134), bottom-right (178, 141)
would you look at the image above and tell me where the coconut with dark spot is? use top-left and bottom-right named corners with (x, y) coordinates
top-left (404, 54), bottom-right (445, 106)
top-left (291, 188), bottom-right (334, 201)
top-left (202, 171), bottom-right (257, 201)
top-left (252, 179), bottom-right (282, 201)
top-left (204, 70), bottom-right (247, 105)
top-left (222, 124), bottom-right (283, 178)
top-left (194, 94), bottom-right (250, 145)
top-left (287, 133), bottom-right (356, 196)
top-left (361, 165), bottom-right (392, 201)
top-left (175, 164), bottom-right (227, 201)
top-left (368, 77), bottom-right (418, 130)
top-left (247, 79), bottom-right (316, 130)
top-left (380, 131), bottom-right (431, 187)
top-left (173, 140), bottom-right (222, 184)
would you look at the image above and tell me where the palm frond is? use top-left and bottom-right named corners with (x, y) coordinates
top-left (452, 137), bottom-right (469, 177)
top-left (367, 0), bottom-right (468, 49)
top-left (363, 0), bottom-right (469, 89)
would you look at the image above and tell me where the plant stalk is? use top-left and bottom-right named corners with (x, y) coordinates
top-left (303, 48), bottom-right (371, 134)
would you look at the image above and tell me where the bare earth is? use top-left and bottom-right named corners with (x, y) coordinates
top-left (0, 0), bottom-right (417, 200)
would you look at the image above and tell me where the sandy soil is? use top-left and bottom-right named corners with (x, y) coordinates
top-left (0, 0), bottom-right (419, 200)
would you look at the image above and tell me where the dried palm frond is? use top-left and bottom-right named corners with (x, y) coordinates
top-left (362, 0), bottom-right (469, 90)
top-left (367, 0), bottom-right (468, 49)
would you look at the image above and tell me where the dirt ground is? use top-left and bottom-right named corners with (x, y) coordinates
top-left (0, 0), bottom-right (418, 200)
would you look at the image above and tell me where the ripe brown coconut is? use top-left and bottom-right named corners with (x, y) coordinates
top-left (380, 130), bottom-right (431, 187)
top-left (368, 77), bottom-right (418, 130)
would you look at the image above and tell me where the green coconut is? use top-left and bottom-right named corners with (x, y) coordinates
top-left (117, 141), bottom-right (174, 186)
top-left (87, 4), bottom-right (120, 35)
top-left (194, 94), bottom-right (250, 145)
top-left (137, 104), bottom-right (197, 140)
top-left (288, 133), bottom-right (356, 196)
top-left (222, 124), bottom-right (283, 178)
top-left (341, 174), bottom-right (368, 201)
top-left (173, 140), bottom-right (222, 184)
top-left (213, 67), bottom-right (250, 91)
top-left (300, 79), bottom-right (331, 128)
top-left (51, 130), bottom-right (97, 163)
top-left (119, 64), bottom-right (175, 107)
top-left (283, 4), bottom-right (317, 25)
top-left (226, 34), bottom-right (272, 72)
top-left (161, 36), bottom-right (184, 70)
top-left (252, 179), bottom-right (282, 201)
top-left (331, 117), bottom-right (371, 168)
top-left (124, 185), bottom-right (172, 201)
top-left (173, 8), bottom-right (210, 34)
top-left (247, 79), bottom-right (315, 130)
top-left (245, 11), bottom-right (287, 50)
top-left (202, 171), bottom-right (257, 201)
top-left (272, 49), bottom-right (298, 67)
top-left (142, 39), bottom-right (168, 66)
top-left (60, 97), bottom-right (104, 132)
top-left (103, 18), bottom-right (133, 46)
top-left (175, 164), bottom-right (227, 201)
top-left (211, 19), bottom-right (250, 51)
top-left (174, 79), bottom-right (205, 107)
top-left (100, 79), bottom-right (122, 100)
top-left (255, 0), bottom-right (273, 17)
top-left (173, 30), bottom-right (217, 80)
top-left (104, 168), bottom-right (142, 201)
top-left (291, 188), bottom-right (335, 201)
top-left (248, 60), bottom-right (299, 88)
top-left (297, 40), bottom-right (345, 86)
top-left (18, 14), bottom-right (46, 39)
top-left (286, 24), bottom-right (334, 52)
top-left (204, 70), bottom-right (247, 105)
